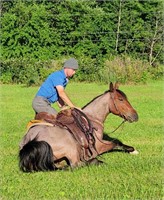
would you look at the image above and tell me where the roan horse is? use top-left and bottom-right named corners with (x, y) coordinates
top-left (19, 82), bottom-right (138, 172)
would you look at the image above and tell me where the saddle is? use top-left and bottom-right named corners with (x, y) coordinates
top-left (35, 108), bottom-right (98, 161)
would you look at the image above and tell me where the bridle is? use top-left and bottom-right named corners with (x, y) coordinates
top-left (90, 91), bottom-right (126, 135)
top-left (110, 91), bottom-right (123, 118)
top-left (93, 91), bottom-right (127, 146)
top-left (109, 91), bottom-right (126, 134)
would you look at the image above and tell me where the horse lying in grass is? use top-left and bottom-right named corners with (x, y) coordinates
top-left (19, 82), bottom-right (139, 172)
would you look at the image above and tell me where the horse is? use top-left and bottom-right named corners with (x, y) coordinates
top-left (19, 82), bottom-right (139, 172)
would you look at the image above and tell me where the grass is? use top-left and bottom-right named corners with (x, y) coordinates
top-left (0, 80), bottom-right (163, 200)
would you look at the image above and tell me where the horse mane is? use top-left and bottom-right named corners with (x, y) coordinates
top-left (82, 89), bottom-right (127, 109)
top-left (82, 93), bottom-right (105, 109)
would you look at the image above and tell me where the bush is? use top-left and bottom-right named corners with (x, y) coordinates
top-left (0, 72), bottom-right (12, 84)
top-left (148, 65), bottom-right (164, 80)
top-left (0, 59), bottom-right (64, 86)
top-left (99, 56), bottom-right (151, 84)
top-left (0, 56), bottom-right (163, 85)
top-left (74, 55), bottom-right (101, 82)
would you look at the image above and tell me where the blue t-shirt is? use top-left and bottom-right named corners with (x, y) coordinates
top-left (36, 69), bottom-right (68, 103)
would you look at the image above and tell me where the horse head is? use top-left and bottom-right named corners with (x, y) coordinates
top-left (109, 82), bottom-right (138, 123)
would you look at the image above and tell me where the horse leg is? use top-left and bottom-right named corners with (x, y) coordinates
top-left (66, 148), bottom-right (86, 169)
top-left (66, 151), bottom-right (104, 168)
top-left (111, 138), bottom-right (139, 155)
top-left (95, 139), bottom-right (118, 155)
top-left (121, 144), bottom-right (139, 154)
top-left (86, 158), bottom-right (104, 166)
top-left (95, 137), bottom-right (139, 155)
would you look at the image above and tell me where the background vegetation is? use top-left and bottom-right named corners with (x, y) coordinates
top-left (0, 81), bottom-right (163, 199)
top-left (1, 1), bottom-right (163, 199)
top-left (1, 0), bottom-right (163, 85)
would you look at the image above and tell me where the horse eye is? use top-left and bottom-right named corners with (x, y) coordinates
top-left (119, 98), bottom-right (124, 101)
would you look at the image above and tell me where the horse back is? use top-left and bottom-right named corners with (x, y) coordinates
top-left (20, 125), bottom-right (80, 162)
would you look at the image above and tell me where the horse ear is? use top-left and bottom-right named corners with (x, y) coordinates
top-left (109, 82), bottom-right (114, 92)
top-left (115, 82), bottom-right (119, 90)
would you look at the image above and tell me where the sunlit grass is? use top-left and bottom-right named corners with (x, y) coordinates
top-left (0, 80), bottom-right (163, 200)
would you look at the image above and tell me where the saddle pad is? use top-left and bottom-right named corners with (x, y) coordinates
top-left (26, 120), bottom-right (54, 131)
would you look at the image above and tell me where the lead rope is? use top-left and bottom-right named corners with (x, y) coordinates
top-left (94, 119), bottom-right (126, 146)
top-left (109, 119), bottom-right (126, 134)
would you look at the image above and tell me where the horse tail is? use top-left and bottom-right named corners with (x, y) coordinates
top-left (19, 139), bottom-right (56, 172)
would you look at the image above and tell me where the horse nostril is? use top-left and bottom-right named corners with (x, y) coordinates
top-left (127, 112), bottom-right (138, 123)
top-left (134, 113), bottom-right (139, 122)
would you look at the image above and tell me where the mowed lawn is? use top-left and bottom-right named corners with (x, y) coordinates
top-left (0, 81), bottom-right (163, 200)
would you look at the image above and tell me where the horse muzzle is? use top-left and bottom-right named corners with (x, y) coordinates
top-left (123, 112), bottom-right (139, 123)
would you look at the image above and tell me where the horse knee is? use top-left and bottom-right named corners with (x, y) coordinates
top-left (96, 142), bottom-right (116, 154)
top-left (66, 153), bottom-right (82, 169)
top-left (70, 160), bottom-right (86, 169)
top-left (87, 158), bottom-right (104, 166)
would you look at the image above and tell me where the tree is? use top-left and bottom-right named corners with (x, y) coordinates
top-left (1, 0), bottom-right (163, 64)
top-left (1, 1), bottom-right (57, 60)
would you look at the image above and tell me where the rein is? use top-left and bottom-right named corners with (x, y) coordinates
top-left (90, 117), bottom-right (125, 134)
top-left (94, 120), bottom-right (126, 146)
top-left (109, 119), bottom-right (126, 134)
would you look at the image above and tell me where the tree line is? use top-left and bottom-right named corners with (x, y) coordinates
top-left (1, 0), bottom-right (163, 84)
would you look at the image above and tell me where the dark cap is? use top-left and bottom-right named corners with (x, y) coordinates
top-left (63, 58), bottom-right (78, 70)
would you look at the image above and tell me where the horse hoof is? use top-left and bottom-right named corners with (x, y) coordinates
top-left (129, 150), bottom-right (139, 155)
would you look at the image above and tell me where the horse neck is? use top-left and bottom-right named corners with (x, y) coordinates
top-left (82, 92), bottom-right (110, 123)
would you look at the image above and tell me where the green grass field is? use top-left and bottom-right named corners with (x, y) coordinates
top-left (0, 81), bottom-right (163, 200)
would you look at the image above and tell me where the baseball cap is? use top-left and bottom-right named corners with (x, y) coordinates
top-left (63, 58), bottom-right (78, 70)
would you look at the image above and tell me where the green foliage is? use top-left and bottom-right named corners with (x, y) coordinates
top-left (100, 56), bottom-right (151, 84)
top-left (1, 59), bottom-right (44, 85)
top-left (1, 0), bottom-right (163, 84)
top-left (74, 55), bottom-right (100, 82)
top-left (1, 0), bottom-right (163, 61)
top-left (148, 65), bottom-right (164, 80)
top-left (1, 1), bottom-right (57, 60)
top-left (0, 56), bottom-right (163, 85)
top-left (0, 58), bottom-right (66, 85)
top-left (0, 72), bottom-right (12, 84)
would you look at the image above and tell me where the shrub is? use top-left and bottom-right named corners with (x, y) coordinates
top-left (74, 56), bottom-right (100, 82)
top-left (148, 65), bottom-right (164, 80)
top-left (0, 72), bottom-right (12, 84)
top-left (100, 56), bottom-right (151, 84)
top-left (0, 59), bottom-right (64, 85)
top-left (0, 56), bottom-right (163, 85)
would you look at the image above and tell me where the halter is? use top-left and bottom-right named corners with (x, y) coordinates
top-left (93, 92), bottom-right (126, 146)
top-left (108, 91), bottom-right (126, 134)
top-left (110, 92), bottom-right (121, 118)
top-left (89, 91), bottom-right (126, 134)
